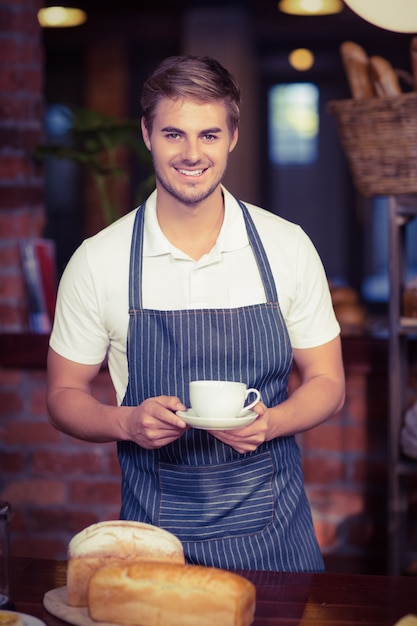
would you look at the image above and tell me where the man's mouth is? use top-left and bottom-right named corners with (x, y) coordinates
top-left (177, 168), bottom-right (205, 177)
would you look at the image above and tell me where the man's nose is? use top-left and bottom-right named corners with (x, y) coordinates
top-left (181, 138), bottom-right (202, 163)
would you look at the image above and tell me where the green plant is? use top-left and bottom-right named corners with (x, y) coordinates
top-left (35, 106), bottom-right (154, 225)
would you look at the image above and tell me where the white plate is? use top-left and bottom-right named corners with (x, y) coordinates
top-left (176, 408), bottom-right (257, 430)
top-left (43, 587), bottom-right (113, 626)
top-left (0, 611), bottom-right (46, 626)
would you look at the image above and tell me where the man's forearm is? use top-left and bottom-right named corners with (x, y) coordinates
top-left (47, 388), bottom-right (130, 443)
top-left (267, 374), bottom-right (345, 440)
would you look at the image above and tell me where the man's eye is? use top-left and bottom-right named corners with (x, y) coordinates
top-left (203, 134), bottom-right (216, 141)
top-left (166, 132), bottom-right (180, 140)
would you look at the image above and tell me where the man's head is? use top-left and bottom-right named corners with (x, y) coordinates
top-left (141, 55), bottom-right (241, 138)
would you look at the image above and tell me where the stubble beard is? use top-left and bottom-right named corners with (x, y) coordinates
top-left (152, 160), bottom-right (228, 206)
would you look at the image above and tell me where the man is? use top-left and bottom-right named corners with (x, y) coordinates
top-left (47, 55), bottom-right (345, 572)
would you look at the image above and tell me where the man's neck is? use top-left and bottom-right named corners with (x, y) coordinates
top-left (155, 187), bottom-right (225, 260)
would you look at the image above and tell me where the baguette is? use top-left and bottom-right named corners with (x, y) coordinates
top-left (88, 561), bottom-right (256, 626)
top-left (369, 55), bottom-right (402, 96)
top-left (340, 41), bottom-right (375, 98)
top-left (67, 521), bottom-right (185, 607)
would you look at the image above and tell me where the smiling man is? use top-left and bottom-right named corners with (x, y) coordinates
top-left (46, 55), bottom-right (345, 573)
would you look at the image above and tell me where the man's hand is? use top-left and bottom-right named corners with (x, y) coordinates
top-left (209, 402), bottom-right (269, 454)
top-left (123, 396), bottom-right (188, 449)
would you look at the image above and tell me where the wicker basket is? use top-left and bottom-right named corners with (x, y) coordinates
top-left (328, 92), bottom-right (417, 197)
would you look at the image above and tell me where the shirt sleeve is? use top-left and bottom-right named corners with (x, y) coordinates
top-left (285, 226), bottom-right (340, 349)
top-left (49, 241), bottom-right (110, 365)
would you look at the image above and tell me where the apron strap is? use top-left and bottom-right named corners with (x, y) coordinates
top-left (237, 200), bottom-right (278, 303)
top-left (128, 204), bottom-right (146, 311)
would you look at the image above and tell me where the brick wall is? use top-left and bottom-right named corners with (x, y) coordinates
top-left (0, 0), bottom-right (45, 332)
top-left (0, 366), bottom-right (120, 559)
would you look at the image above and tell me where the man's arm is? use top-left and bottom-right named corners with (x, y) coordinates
top-left (267, 334), bottom-right (345, 438)
top-left (46, 348), bottom-right (187, 447)
top-left (211, 335), bottom-right (345, 453)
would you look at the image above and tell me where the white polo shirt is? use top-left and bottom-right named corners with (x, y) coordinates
top-left (50, 187), bottom-right (340, 404)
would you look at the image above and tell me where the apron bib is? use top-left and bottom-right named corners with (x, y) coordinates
top-left (119, 200), bottom-right (324, 572)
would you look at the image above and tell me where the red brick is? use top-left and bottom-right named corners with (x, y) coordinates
top-left (0, 242), bottom-right (20, 267)
top-left (9, 507), bottom-right (25, 532)
top-left (10, 535), bottom-right (67, 560)
top-left (3, 421), bottom-right (60, 445)
top-left (301, 423), bottom-right (346, 453)
top-left (32, 450), bottom-right (105, 475)
top-left (308, 487), bottom-right (366, 518)
top-left (70, 480), bottom-right (121, 506)
top-left (303, 456), bottom-right (346, 484)
top-left (108, 448), bottom-right (121, 475)
top-left (313, 518), bottom-right (338, 549)
top-left (1, 479), bottom-right (66, 504)
top-left (0, 272), bottom-right (25, 299)
top-left (30, 385), bottom-right (48, 414)
top-left (0, 207), bottom-right (45, 237)
top-left (0, 302), bottom-right (28, 329)
top-left (0, 451), bottom-right (26, 473)
top-left (0, 390), bottom-right (23, 414)
top-left (0, 95), bottom-right (42, 122)
top-left (30, 508), bottom-right (98, 533)
top-left (0, 369), bottom-right (22, 385)
top-left (0, 188), bottom-right (44, 211)
top-left (0, 127), bottom-right (43, 151)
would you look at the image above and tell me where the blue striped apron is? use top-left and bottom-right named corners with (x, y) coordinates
top-left (118, 200), bottom-right (324, 572)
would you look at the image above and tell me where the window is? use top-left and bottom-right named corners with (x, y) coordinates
top-left (268, 83), bottom-right (319, 165)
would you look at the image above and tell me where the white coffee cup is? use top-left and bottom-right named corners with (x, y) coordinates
top-left (189, 380), bottom-right (261, 419)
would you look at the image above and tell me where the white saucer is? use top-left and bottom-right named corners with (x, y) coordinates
top-left (176, 408), bottom-right (257, 430)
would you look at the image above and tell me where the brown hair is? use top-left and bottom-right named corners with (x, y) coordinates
top-left (140, 55), bottom-right (241, 136)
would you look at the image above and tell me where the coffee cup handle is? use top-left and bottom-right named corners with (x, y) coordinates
top-left (244, 388), bottom-right (261, 412)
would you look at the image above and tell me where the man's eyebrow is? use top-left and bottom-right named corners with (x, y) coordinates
top-left (161, 126), bottom-right (182, 133)
top-left (160, 126), bottom-right (223, 134)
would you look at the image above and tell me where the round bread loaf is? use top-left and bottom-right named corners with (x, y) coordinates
top-left (67, 520), bottom-right (185, 607)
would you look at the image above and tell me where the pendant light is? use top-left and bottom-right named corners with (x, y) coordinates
top-left (343, 0), bottom-right (417, 33)
top-left (37, 4), bottom-right (87, 28)
top-left (278, 0), bottom-right (343, 16)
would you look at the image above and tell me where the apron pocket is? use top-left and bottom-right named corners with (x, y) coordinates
top-left (158, 451), bottom-right (274, 541)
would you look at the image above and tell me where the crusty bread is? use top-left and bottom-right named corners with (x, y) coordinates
top-left (369, 56), bottom-right (402, 96)
top-left (67, 521), bottom-right (185, 607)
top-left (340, 41), bottom-right (375, 98)
top-left (88, 561), bottom-right (256, 626)
top-left (0, 612), bottom-right (23, 626)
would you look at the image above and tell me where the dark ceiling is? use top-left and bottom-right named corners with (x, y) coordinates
top-left (46, 0), bottom-right (414, 65)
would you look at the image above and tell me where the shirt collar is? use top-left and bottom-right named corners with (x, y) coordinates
top-left (142, 186), bottom-right (249, 259)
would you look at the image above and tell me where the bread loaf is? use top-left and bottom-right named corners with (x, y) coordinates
top-left (0, 612), bottom-right (23, 626)
top-left (340, 41), bottom-right (375, 98)
top-left (67, 521), bottom-right (185, 607)
top-left (369, 55), bottom-right (402, 96)
top-left (88, 561), bottom-right (256, 626)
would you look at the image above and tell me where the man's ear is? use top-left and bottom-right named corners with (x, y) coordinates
top-left (141, 117), bottom-right (151, 150)
top-left (229, 128), bottom-right (238, 153)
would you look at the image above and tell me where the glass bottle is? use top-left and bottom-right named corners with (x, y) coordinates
top-left (0, 501), bottom-right (13, 610)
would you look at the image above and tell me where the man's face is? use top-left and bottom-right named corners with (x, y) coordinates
top-left (141, 97), bottom-right (238, 205)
